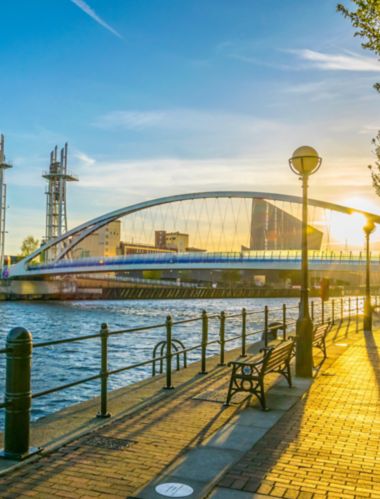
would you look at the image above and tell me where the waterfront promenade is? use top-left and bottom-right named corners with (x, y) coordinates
top-left (0, 316), bottom-right (379, 498)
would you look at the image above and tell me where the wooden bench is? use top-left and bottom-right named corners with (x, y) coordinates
top-left (225, 338), bottom-right (295, 411)
top-left (312, 321), bottom-right (332, 362)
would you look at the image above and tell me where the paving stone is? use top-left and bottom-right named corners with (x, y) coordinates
top-left (208, 487), bottom-right (270, 498)
top-left (229, 408), bottom-right (284, 429)
top-left (168, 447), bottom-right (241, 483)
top-left (202, 423), bottom-right (267, 452)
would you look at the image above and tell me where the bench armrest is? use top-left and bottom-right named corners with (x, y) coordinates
top-left (228, 357), bottom-right (264, 369)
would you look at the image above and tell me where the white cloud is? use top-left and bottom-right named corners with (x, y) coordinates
top-left (70, 0), bottom-right (123, 39)
top-left (217, 40), bottom-right (292, 70)
top-left (96, 111), bottom-right (167, 131)
top-left (74, 151), bottom-right (96, 167)
top-left (93, 108), bottom-right (284, 135)
top-left (291, 49), bottom-right (380, 72)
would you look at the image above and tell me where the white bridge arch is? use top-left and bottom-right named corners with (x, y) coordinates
top-left (10, 191), bottom-right (380, 277)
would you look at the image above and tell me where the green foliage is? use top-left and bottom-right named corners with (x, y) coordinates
top-left (19, 236), bottom-right (40, 257)
top-left (338, 1), bottom-right (380, 193)
top-left (337, 0), bottom-right (380, 91)
top-left (368, 131), bottom-right (380, 194)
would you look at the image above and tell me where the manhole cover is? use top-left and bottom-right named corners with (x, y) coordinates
top-left (155, 483), bottom-right (194, 497)
top-left (83, 435), bottom-right (136, 450)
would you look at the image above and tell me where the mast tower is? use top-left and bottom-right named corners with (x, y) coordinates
top-left (0, 135), bottom-right (12, 269)
top-left (43, 143), bottom-right (78, 260)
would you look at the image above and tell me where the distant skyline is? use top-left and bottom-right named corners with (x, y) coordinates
top-left (1, 0), bottom-right (379, 253)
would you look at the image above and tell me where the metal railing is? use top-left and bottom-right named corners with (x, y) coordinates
top-left (0, 295), bottom-right (371, 460)
top-left (27, 250), bottom-right (380, 271)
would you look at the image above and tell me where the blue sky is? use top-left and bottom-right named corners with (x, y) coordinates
top-left (1, 0), bottom-right (379, 253)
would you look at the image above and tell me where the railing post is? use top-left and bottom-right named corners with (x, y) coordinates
top-left (348, 297), bottom-right (351, 321)
top-left (311, 301), bottom-right (314, 322)
top-left (164, 315), bottom-right (174, 389)
top-left (282, 304), bottom-right (287, 340)
top-left (241, 308), bottom-right (247, 357)
top-left (264, 305), bottom-right (269, 348)
top-left (356, 296), bottom-right (359, 318)
top-left (200, 310), bottom-right (208, 373)
top-left (321, 300), bottom-right (325, 324)
top-left (97, 323), bottom-right (110, 418)
top-left (219, 311), bottom-right (226, 366)
top-left (340, 297), bottom-right (343, 322)
top-left (1, 328), bottom-right (36, 460)
top-left (332, 299), bottom-right (335, 325)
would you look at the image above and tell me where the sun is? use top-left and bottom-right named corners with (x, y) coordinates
top-left (325, 197), bottom-right (380, 250)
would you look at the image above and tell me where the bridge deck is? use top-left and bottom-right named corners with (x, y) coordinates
top-left (10, 251), bottom-right (380, 277)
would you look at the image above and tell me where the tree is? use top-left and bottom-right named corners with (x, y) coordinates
top-left (369, 131), bottom-right (380, 194)
top-left (19, 236), bottom-right (40, 257)
top-left (337, 0), bottom-right (380, 91)
top-left (338, 1), bottom-right (380, 191)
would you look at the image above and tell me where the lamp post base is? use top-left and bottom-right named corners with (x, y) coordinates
top-left (295, 315), bottom-right (314, 378)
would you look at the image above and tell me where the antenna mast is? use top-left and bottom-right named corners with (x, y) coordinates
top-left (43, 143), bottom-right (78, 260)
top-left (0, 135), bottom-right (12, 270)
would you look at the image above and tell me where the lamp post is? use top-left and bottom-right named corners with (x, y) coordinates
top-left (289, 146), bottom-right (322, 377)
top-left (363, 218), bottom-right (376, 333)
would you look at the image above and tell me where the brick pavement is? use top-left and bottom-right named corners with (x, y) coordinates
top-left (0, 318), bottom-right (373, 499)
top-left (0, 345), bottom-right (249, 498)
top-left (214, 322), bottom-right (380, 498)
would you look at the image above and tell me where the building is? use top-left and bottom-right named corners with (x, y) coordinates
top-left (155, 230), bottom-right (167, 249)
top-left (165, 232), bottom-right (189, 252)
top-left (118, 242), bottom-right (174, 255)
top-left (250, 199), bottom-right (323, 250)
top-left (154, 230), bottom-right (188, 252)
top-left (72, 220), bottom-right (121, 259)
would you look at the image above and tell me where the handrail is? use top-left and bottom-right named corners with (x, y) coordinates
top-left (25, 250), bottom-right (380, 273)
top-left (0, 294), bottom-right (368, 460)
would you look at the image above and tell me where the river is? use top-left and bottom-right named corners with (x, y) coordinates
top-left (0, 297), bottom-right (328, 423)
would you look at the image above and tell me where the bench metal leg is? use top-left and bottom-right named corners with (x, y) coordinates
top-left (286, 362), bottom-right (292, 387)
top-left (257, 379), bottom-right (267, 411)
top-left (322, 339), bottom-right (327, 359)
top-left (224, 365), bottom-right (236, 406)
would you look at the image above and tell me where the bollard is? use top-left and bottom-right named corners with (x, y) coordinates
top-left (264, 306), bottom-right (269, 348)
top-left (282, 304), bottom-right (287, 340)
top-left (219, 311), bottom-right (226, 366)
top-left (200, 310), bottom-right (208, 374)
top-left (332, 299), bottom-right (335, 325)
top-left (321, 300), bottom-right (325, 324)
top-left (97, 323), bottom-right (111, 418)
top-left (164, 316), bottom-right (174, 389)
top-left (241, 308), bottom-right (247, 357)
top-left (1, 328), bottom-right (38, 460)
top-left (311, 301), bottom-right (314, 322)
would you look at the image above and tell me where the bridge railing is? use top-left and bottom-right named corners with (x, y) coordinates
top-left (0, 295), bottom-right (371, 460)
top-left (24, 250), bottom-right (380, 272)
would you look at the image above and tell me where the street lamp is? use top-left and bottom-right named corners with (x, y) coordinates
top-left (289, 146), bottom-right (322, 377)
top-left (363, 218), bottom-right (376, 333)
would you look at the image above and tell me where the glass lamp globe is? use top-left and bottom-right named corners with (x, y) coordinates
top-left (289, 146), bottom-right (321, 175)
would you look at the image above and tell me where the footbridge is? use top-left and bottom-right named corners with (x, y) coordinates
top-left (8, 190), bottom-right (380, 278)
top-left (17, 251), bottom-right (380, 277)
